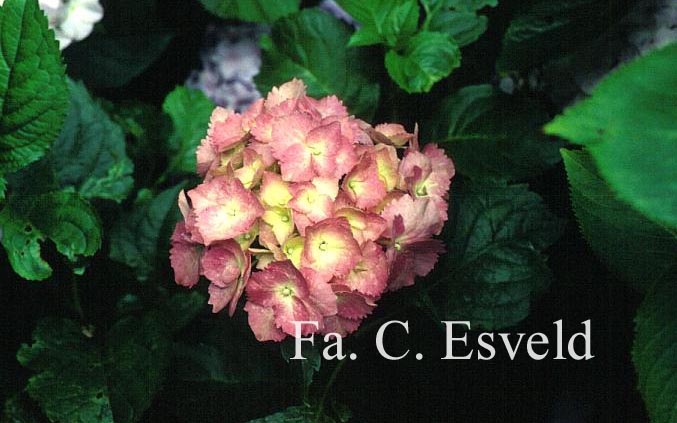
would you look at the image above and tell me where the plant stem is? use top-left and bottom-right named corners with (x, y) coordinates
top-left (71, 275), bottom-right (84, 321)
top-left (315, 356), bottom-right (348, 420)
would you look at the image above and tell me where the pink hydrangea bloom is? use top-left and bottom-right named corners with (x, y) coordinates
top-left (170, 79), bottom-right (454, 341)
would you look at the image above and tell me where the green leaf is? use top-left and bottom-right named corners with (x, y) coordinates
top-left (64, 33), bottom-right (173, 89)
top-left (105, 312), bottom-right (171, 423)
top-left (18, 314), bottom-right (174, 423)
top-left (545, 44), bottom-right (677, 229)
top-left (50, 80), bottom-right (134, 202)
top-left (496, 0), bottom-right (632, 73)
top-left (341, 0), bottom-right (420, 48)
top-left (163, 86), bottom-right (215, 175)
top-left (163, 291), bottom-right (206, 333)
top-left (428, 11), bottom-right (487, 47)
top-left (633, 267), bottom-right (677, 423)
top-left (437, 182), bottom-right (562, 329)
top-left (244, 406), bottom-right (341, 423)
top-left (426, 84), bottom-right (563, 181)
top-left (199, 0), bottom-right (300, 23)
top-left (2, 394), bottom-right (44, 423)
top-left (0, 191), bottom-right (102, 280)
top-left (562, 149), bottom-right (676, 288)
top-left (17, 319), bottom-right (114, 423)
top-left (0, 176), bottom-right (6, 200)
top-left (109, 184), bottom-right (184, 281)
top-left (0, 0), bottom-right (68, 175)
top-left (0, 208), bottom-right (50, 281)
top-left (385, 31), bottom-right (460, 93)
top-left (256, 8), bottom-right (380, 120)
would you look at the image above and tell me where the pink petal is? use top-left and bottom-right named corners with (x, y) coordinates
top-left (246, 260), bottom-right (309, 307)
top-left (338, 241), bottom-right (388, 297)
top-left (244, 302), bottom-right (287, 342)
top-left (301, 218), bottom-right (361, 280)
top-left (207, 107), bottom-right (246, 153)
top-left (200, 240), bottom-right (244, 287)
top-left (208, 282), bottom-right (238, 313)
top-left (380, 194), bottom-right (445, 244)
top-left (188, 176), bottom-right (264, 245)
top-left (342, 153), bottom-right (387, 209)
top-left (306, 122), bottom-right (341, 177)
top-left (170, 222), bottom-right (201, 288)
top-left (374, 123), bottom-right (414, 146)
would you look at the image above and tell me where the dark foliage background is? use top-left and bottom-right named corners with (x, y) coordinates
top-left (1, 0), bottom-right (674, 422)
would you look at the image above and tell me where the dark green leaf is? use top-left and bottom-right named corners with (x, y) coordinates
top-left (163, 86), bottom-right (214, 175)
top-left (0, 0), bottom-right (68, 175)
top-left (426, 84), bottom-right (563, 181)
top-left (244, 405), bottom-right (339, 423)
top-left (633, 267), bottom-right (677, 423)
top-left (2, 394), bottom-right (44, 423)
top-left (436, 182), bottom-right (562, 329)
top-left (105, 312), bottom-right (171, 423)
top-left (497, 0), bottom-right (632, 73)
top-left (0, 191), bottom-right (102, 280)
top-left (428, 11), bottom-right (487, 47)
top-left (0, 208), bottom-right (50, 281)
top-left (562, 149), bottom-right (676, 288)
top-left (545, 44), bottom-right (677, 229)
top-left (50, 80), bottom-right (133, 202)
top-left (64, 33), bottom-right (173, 89)
top-left (199, 0), bottom-right (300, 23)
top-left (385, 31), bottom-right (460, 93)
top-left (17, 319), bottom-right (114, 423)
top-left (164, 291), bottom-right (206, 333)
top-left (256, 8), bottom-right (380, 120)
top-left (109, 184), bottom-right (183, 280)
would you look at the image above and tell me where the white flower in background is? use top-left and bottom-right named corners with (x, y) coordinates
top-left (0, 0), bottom-right (103, 49)
top-left (186, 24), bottom-right (265, 112)
top-left (56, 0), bottom-right (104, 49)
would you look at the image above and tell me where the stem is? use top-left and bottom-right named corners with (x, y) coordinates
top-left (315, 356), bottom-right (348, 419)
top-left (71, 275), bottom-right (84, 321)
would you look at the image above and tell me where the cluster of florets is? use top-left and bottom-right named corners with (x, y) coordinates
top-left (170, 79), bottom-right (454, 342)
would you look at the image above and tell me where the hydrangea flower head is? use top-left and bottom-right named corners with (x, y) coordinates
top-left (171, 79), bottom-right (454, 341)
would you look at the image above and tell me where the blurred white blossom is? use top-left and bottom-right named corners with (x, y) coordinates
top-left (186, 24), bottom-right (264, 112)
top-left (0, 0), bottom-right (103, 49)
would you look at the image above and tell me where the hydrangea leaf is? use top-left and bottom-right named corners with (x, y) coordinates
top-left (163, 291), bottom-right (206, 333)
top-left (422, 0), bottom-right (497, 47)
top-left (105, 312), bottom-right (172, 423)
top-left (163, 86), bottom-right (215, 175)
top-left (12, 191), bottom-right (102, 262)
top-left (426, 84), bottom-right (563, 181)
top-left (256, 8), bottom-right (380, 120)
top-left (0, 0), bottom-right (68, 175)
top-left (496, 0), bottom-right (632, 73)
top-left (0, 208), bottom-right (51, 281)
top-left (0, 176), bottom-right (6, 200)
top-left (49, 80), bottom-right (134, 202)
top-left (244, 405), bottom-right (347, 423)
top-left (562, 149), bottom-right (677, 289)
top-left (18, 314), bottom-right (174, 423)
top-left (384, 31), bottom-right (460, 94)
top-left (172, 314), bottom-right (278, 385)
top-left (545, 44), bottom-right (677, 229)
top-left (109, 184), bottom-right (184, 281)
top-left (0, 191), bottom-right (102, 280)
top-left (338, 0), bottom-right (420, 48)
top-left (16, 319), bottom-right (114, 423)
top-left (199, 0), bottom-right (300, 23)
top-left (2, 394), bottom-right (44, 423)
top-left (433, 182), bottom-right (562, 329)
top-left (428, 11), bottom-right (487, 47)
top-left (64, 34), bottom-right (173, 88)
top-left (633, 268), bottom-right (677, 423)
